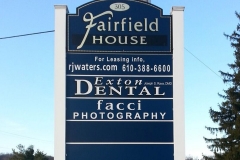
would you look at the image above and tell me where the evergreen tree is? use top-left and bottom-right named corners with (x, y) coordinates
top-left (9, 144), bottom-right (49, 160)
top-left (203, 12), bottom-right (240, 160)
top-left (34, 150), bottom-right (48, 160)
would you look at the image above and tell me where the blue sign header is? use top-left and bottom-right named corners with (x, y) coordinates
top-left (67, 0), bottom-right (172, 53)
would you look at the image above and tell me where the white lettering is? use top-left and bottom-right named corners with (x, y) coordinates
top-left (154, 86), bottom-right (165, 95)
top-left (97, 21), bottom-right (106, 31)
top-left (121, 18), bottom-right (126, 31)
top-left (82, 112), bottom-right (88, 119)
top-left (105, 36), bottom-right (116, 44)
top-left (95, 77), bottom-right (103, 85)
top-left (143, 112), bottom-right (149, 119)
top-left (140, 36), bottom-right (147, 44)
top-left (149, 18), bottom-right (158, 31)
top-left (116, 103), bottom-right (124, 110)
top-left (90, 112), bottom-right (97, 119)
top-left (75, 79), bottom-right (92, 95)
top-left (127, 103), bottom-right (135, 110)
top-left (134, 22), bottom-right (143, 31)
top-left (93, 36), bottom-right (103, 44)
top-left (73, 112), bottom-right (79, 119)
top-left (139, 86), bottom-right (151, 95)
top-left (130, 36), bottom-right (138, 44)
top-left (77, 11), bottom-right (113, 49)
top-left (160, 112), bottom-right (166, 119)
top-left (109, 86), bottom-right (122, 95)
top-left (152, 112), bottom-right (158, 119)
top-left (95, 86), bottom-right (106, 95)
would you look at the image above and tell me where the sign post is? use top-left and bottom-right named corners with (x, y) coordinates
top-left (54, 5), bottom-right (68, 160)
top-left (55, 1), bottom-right (184, 160)
top-left (172, 6), bottom-right (185, 160)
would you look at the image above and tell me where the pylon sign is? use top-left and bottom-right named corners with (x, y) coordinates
top-left (65, 0), bottom-right (173, 159)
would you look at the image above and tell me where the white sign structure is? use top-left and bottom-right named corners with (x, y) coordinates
top-left (54, 2), bottom-right (184, 160)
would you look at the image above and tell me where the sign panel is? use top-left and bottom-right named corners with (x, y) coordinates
top-left (67, 54), bottom-right (172, 75)
top-left (65, 0), bottom-right (173, 160)
top-left (67, 0), bottom-right (172, 52)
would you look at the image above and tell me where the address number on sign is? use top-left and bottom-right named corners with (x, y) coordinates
top-left (110, 3), bottom-right (130, 11)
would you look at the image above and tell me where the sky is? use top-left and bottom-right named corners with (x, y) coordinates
top-left (0, 0), bottom-right (239, 158)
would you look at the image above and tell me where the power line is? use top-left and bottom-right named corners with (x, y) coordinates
top-left (0, 30), bottom-right (54, 39)
top-left (184, 47), bottom-right (223, 80)
top-left (0, 130), bottom-right (53, 143)
top-left (0, 30), bottom-right (223, 81)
